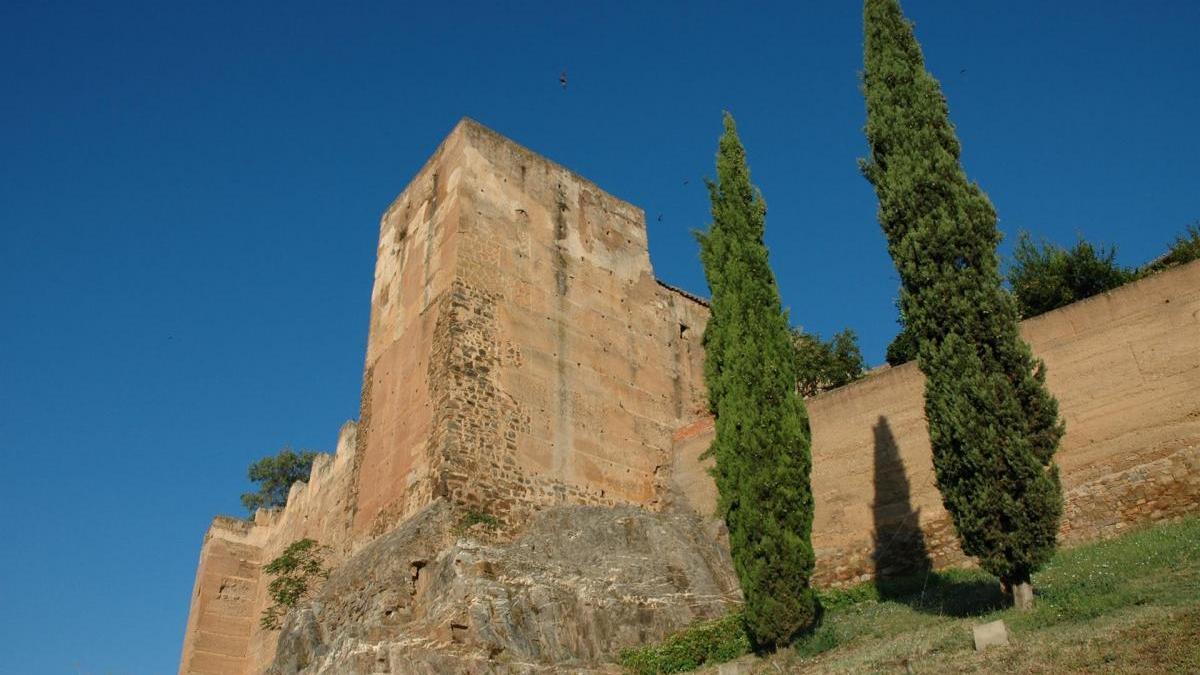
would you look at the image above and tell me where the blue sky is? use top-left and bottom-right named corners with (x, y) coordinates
top-left (1, 1), bottom-right (1196, 672)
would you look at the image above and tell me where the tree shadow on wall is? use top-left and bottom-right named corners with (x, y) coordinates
top-left (871, 415), bottom-right (1005, 618)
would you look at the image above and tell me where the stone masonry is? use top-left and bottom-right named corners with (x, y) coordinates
top-left (179, 119), bottom-right (1200, 674)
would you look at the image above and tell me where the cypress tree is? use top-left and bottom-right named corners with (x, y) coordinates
top-left (697, 113), bottom-right (819, 646)
top-left (860, 0), bottom-right (1064, 608)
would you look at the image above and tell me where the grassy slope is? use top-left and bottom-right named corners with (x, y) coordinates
top-left (632, 515), bottom-right (1200, 674)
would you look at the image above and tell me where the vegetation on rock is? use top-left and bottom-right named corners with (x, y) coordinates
top-left (241, 447), bottom-right (320, 515)
top-left (619, 612), bottom-right (751, 674)
top-left (261, 538), bottom-right (330, 630)
top-left (792, 328), bottom-right (866, 397)
top-left (696, 112), bottom-right (820, 647)
top-left (861, 0), bottom-right (1064, 607)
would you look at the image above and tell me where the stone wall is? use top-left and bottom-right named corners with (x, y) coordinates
top-left (179, 423), bottom-right (360, 675)
top-left (673, 258), bottom-right (1200, 586)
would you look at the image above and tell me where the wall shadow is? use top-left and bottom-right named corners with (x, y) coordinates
top-left (870, 415), bottom-right (1006, 617)
top-left (872, 415), bottom-right (933, 593)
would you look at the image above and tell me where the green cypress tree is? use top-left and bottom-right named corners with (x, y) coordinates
top-left (860, 0), bottom-right (1064, 608)
top-left (697, 113), bottom-right (819, 646)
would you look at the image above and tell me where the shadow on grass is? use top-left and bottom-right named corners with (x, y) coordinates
top-left (875, 570), bottom-right (1008, 617)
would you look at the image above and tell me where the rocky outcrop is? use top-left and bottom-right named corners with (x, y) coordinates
top-left (266, 501), bottom-right (741, 674)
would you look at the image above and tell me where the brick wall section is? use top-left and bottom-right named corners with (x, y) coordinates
top-left (673, 259), bottom-right (1200, 586)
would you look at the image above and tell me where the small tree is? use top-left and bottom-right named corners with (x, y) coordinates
top-left (792, 328), bottom-right (866, 397)
top-left (1009, 232), bottom-right (1133, 318)
top-left (861, 0), bottom-right (1065, 609)
top-left (260, 538), bottom-right (330, 630)
top-left (241, 447), bottom-right (319, 515)
top-left (697, 113), bottom-right (820, 647)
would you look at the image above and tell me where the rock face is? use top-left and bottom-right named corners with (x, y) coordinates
top-left (266, 502), bottom-right (740, 674)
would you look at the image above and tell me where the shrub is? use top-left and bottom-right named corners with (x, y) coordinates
top-left (1140, 223), bottom-right (1200, 275)
top-left (241, 447), bottom-right (320, 515)
top-left (1009, 231), bottom-right (1134, 318)
top-left (456, 508), bottom-right (500, 532)
top-left (619, 612), bottom-right (751, 674)
top-left (260, 538), bottom-right (330, 630)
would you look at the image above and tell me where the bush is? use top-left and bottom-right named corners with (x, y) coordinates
top-left (1140, 223), bottom-right (1200, 275)
top-left (241, 447), bottom-right (320, 515)
top-left (1008, 231), bottom-right (1134, 318)
top-left (792, 328), bottom-right (866, 397)
top-left (260, 538), bottom-right (330, 630)
top-left (619, 612), bottom-right (751, 674)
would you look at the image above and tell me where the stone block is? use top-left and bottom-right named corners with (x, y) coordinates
top-left (972, 619), bottom-right (1009, 651)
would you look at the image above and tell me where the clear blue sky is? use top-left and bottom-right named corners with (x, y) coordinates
top-left (1, 1), bottom-right (1196, 672)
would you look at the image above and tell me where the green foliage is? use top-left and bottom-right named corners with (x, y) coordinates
top-left (1009, 231), bottom-right (1134, 318)
top-left (792, 328), bottom-right (866, 397)
top-left (457, 508), bottom-right (501, 532)
top-left (241, 447), bottom-right (320, 515)
top-left (860, 0), bottom-right (1064, 590)
top-left (260, 538), bottom-right (330, 630)
top-left (1141, 223), bottom-right (1200, 275)
top-left (619, 612), bottom-right (751, 674)
top-left (696, 112), bottom-right (820, 648)
top-left (885, 323), bottom-right (918, 366)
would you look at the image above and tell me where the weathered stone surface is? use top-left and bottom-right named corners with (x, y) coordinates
top-left (265, 501), bottom-right (740, 674)
top-left (972, 619), bottom-right (1010, 651)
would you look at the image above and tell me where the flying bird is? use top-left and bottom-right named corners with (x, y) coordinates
top-left (559, 71), bottom-right (568, 90)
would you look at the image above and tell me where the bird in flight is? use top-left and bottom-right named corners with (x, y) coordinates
top-left (559, 71), bottom-right (568, 90)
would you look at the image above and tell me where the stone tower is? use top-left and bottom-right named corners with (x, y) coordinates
top-left (178, 119), bottom-right (711, 675)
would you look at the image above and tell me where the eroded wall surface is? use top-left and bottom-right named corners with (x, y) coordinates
top-left (673, 259), bottom-right (1200, 586)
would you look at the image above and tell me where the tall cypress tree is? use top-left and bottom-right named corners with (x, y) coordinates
top-left (860, 0), bottom-right (1064, 608)
top-left (698, 113), bottom-right (819, 646)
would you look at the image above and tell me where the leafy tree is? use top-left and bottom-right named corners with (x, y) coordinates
top-left (1009, 231), bottom-right (1134, 318)
top-left (260, 538), bottom-right (330, 630)
top-left (861, 0), bottom-right (1064, 609)
top-left (241, 447), bottom-right (320, 515)
top-left (792, 328), bottom-right (866, 397)
top-left (697, 112), bottom-right (820, 646)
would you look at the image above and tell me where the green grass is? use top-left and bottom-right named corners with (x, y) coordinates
top-left (620, 515), bottom-right (1200, 673)
top-left (619, 612), bottom-right (751, 675)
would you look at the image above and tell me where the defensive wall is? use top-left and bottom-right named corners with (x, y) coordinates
top-left (179, 119), bottom-right (1200, 674)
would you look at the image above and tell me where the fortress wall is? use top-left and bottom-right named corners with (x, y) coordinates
top-left (180, 423), bottom-right (360, 675)
top-left (673, 259), bottom-right (1200, 585)
top-left (177, 518), bottom-right (265, 675)
top-left (430, 121), bottom-right (711, 522)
